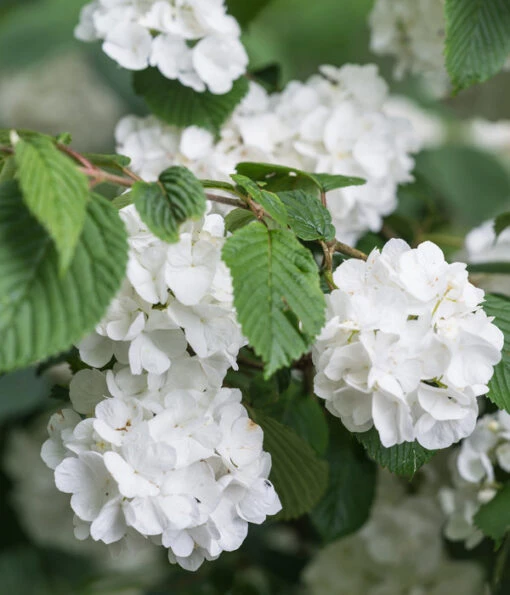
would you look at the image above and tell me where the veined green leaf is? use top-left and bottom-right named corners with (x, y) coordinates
top-left (278, 190), bottom-right (335, 241)
top-left (232, 174), bottom-right (288, 226)
top-left (222, 222), bottom-right (326, 378)
top-left (0, 181), bottom-right (128, 373)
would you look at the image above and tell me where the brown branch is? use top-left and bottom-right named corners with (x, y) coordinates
top-left (58, 143), bottom-right (94, 170)
top-left (78, 167), bottom-right (135, 188)
top-left (206, 193), bottom-right (248, 209)
top-left (333, 241), bottom-right (367, 261)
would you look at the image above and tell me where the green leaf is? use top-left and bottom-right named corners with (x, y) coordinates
top-left (236, 162), bottom-right (319, 194)
top-left (132, 166), bottom-right (206, 243)
top-left (222, 222), bottom-right (326, 378)
top-left (311, 424), bottom-right (376, 541)
top-left (0, 181), bottom-right (128, 373)
top-left (278, 190), bottom-right (335, 241)
top-left (445, 0), bottom-right (510, 92)
top-left (225, 208), bottom-right (257, 233)
top-left (14, 135), bottom-right (89, 273)
top-left (495, 212), bottom-right (510, 238)
top-left (232, 174), bottom-right (288, 226)
top-left (251, 63), bottom-right (282, 92)
top-left (226, 0), bottom-right (272, 26)
top-left (468, 262), bottom-right (510, 274)
top-left (111, 191), bottom-right (133, 210)
top-left (133, 68), bottom-right (249, 134)
top-left (281, 392), bottom-right (329, 456)
top-left (488, 362), bottom-right (510, 414)
top-left (475, 483), bottom-right (510, 541)
top-left (356, 427), bottom-right (435, 478)
top-left (0, 155), bottom-right (16, 183)
top-left (310, 173), bottom-right (365, 192)
top-left (251, 410), bottom-right (329, 520)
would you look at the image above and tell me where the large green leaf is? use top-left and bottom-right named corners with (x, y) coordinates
top-left (222, 222), bottom-right (326, 378)
top-left (278, 190), bottom-right (335, 241)
top-left (0, 181), bottom-right (127, 373)
top-left (133, 68), bottom-right (249, 134)
top-left (14, 135), bottom-right (89, 273)
top-left (251, 410), bottom-right (329, 520)
top-left (445, 0), bottom-right (510, 92)
top-left (311, 424), bottom-right (376, 541)
top-left (356, 428), bottom-right (435, 478)
top-left (281, 393), bottom-right (329, 456)
top-left (132, 166), bottom-right (206, 243)
top-left (474, 483), bottom-right (510, 541)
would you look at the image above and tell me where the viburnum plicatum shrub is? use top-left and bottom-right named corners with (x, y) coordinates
top-left (3, 0), bottom-right (510, 590)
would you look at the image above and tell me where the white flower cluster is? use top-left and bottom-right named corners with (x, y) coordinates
top-left (75, 0), bottom-right (248, 94)
top-left (369, 0), bottom-right (449, 97)
top-left (440, 411), bottom-right (510, 548)
top-left (313, 239), bottom-right (504, 450)
top-left (116, 65), bottom-right (420, 245)
top-left (79, 206), bottom-right (245, 384)
top-left (465, 219), bottom-right (510, 296)
top-left (41, 206), bottom-right (280, 570)
top-left (303, 472), bottom-right (484, 595)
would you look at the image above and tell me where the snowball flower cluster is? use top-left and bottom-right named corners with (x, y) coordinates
top-left (116, 64), bottom-right (420, 244)
top-left (313, 239), bottom-right (504, 449)
top-left (75, 0), bottom-right (248, 94)
top-left (440, 410), bottom-right (510, 548)
top-left (369, 0), bottom-right (449, 97)
top-left (78, 205), bottom-right (246, 385)
top-left (303, 472), bottom-right (484, 594)
top-left (42, 381), bottom-right (281, 571)
top-left (464, 219), bottom-right (510, 296)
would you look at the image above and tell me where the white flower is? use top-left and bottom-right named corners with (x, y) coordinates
top-left (75, 0), bottom-right (248, 94)
top-left (43, 382), bottom-right (281, 571)
top-left (440, 411), bottom-right (510, 548)
top-left (313, 239), bottom-right (504, 449)
top-left (303, 472), bottom-right (485, 594)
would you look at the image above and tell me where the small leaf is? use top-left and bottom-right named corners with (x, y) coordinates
top-left (495, 212), bottom-right (510, 238)
top-left (111, 192), bottom-right (133, 210)
top-left (236, 162), bottom-right (319, 194)
top-left (222, 222), bottom-right (326, 378)
top-left (132, 166), bottom-right (206, 243)
top-left (251, 410), bottom-right (329, 520)
top-left (445, 0), bottom-right (510, 92)
top-left (278, 190), bottom-right (335, 241)
top-left (224, 208), bottom-right (256, 233)
top-left (356, 427), bottom-right (435, 478)
top-left (82, 153), bottom-right (131, 173)
top-left (310, 173), bottom-right (365, 192)
top-left (311, 424), bottom-right (376, 541)
top-left (474, 483), bottom-right (510, 541)
top-left (14, 135), bottom-right (89, 273)
top-left (0, 181), bottom-right (128, 373)
top-left (133, 68), bottom-right (249, 134)
top-left (232, 174), bottom-right (288, 226)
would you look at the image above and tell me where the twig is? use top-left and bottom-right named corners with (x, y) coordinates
top-left (320, 240), bottom-right (337, 290)
top-left (206, 193), bottom-right (248, 210)
top-left (333, 241), bottom-right (367, 261)
top-left (58, 143), bottom-right (94, 170)
top-left (78, 167), bottom-right (135, 188)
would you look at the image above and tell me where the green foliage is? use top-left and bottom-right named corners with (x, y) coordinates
top-left (281, 392), bottom-right (329, 456)
top-left (495, 212), bottom-right (510, 238)
top-left (484, 294), bottom-right (510, 412)
top-left (0, 181), bottom-right (127, 373)
top-left (224, 208), bottom-right (257, 232)
top-left (468, 262), bottom-right (510, 274)
top-left (251, 410), bottom-right (329, 520)
top-left (232, 174), bottom-right (288, 226)
top-left (222, 222), bottom-right (326, 378)
top-left (356, 428), bottom-right (435, 478)
top-left (311, 424), bottom-right (376, 541)
top-left (474, 483), bottom-right (510, 541)
top-left (278, 190), bottom-right (335, 242)
top-left (133, 69), bottom-right (249, 134)
top-left (226, 0), bottom-right (272, 27)
top-left (82, 153), bottom-right (131, 173)
top-left (236, 162), bottom-right (320, 193)
top-left (445, 0), bottom-right (510, 92)
top-left (415, 147), bottom-right (510, 227)
top-left (310, 173), bottom-right (365, 193)
top-left (14, 135), bottom-right (89, 273)
top-left (132, 166), bottom-right (206, 243)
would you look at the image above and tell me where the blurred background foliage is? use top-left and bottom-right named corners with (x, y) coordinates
top-left (1, 0), bottom-right (510, 593)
